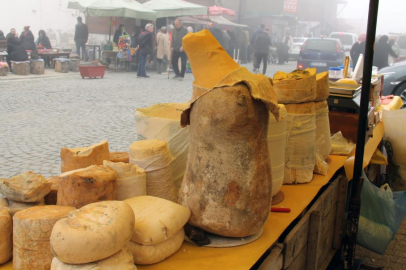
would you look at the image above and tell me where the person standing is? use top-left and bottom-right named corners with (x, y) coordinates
top-left (207, 22), bottom-right (224, 47)
top-left (156, 26), bottom-right (170, 74)
top-left (222, 30), bottom-right (231, 56)
top-left (6, 28), bottom-right (16, 41)
top-left (373, 35), bottom-right (398, 70)
top-left (171, 19), bottom-right (188, 81)
top-left (0, 30), bottom-right (6, 41)
top-left (36, 30), bottom-right (52, 49)
top-left (113, 24), bottom-right (126, 45)
top-left (282, 32), bottom-right (293, 63)
top-left (253, 29), bottom-right (271, 74)
top-left (137, 23), bottom-right (154, 78)
top-left (350, 33), bottom-right (366, 67)
top-left (20, 26), bottom-right (36, 50)
top-left (74, 17), bottom-right (89, 61)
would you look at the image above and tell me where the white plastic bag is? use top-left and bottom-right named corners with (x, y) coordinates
top-left (134, 103), bottom-right (190, 189)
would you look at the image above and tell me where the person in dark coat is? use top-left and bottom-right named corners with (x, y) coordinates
top-left (373, 35), bottom-right (399, 70)
top-left (253, 29), bottom-right (272, 74)
top-left (113, 24), bottom-right (125, 45)
top-left (6, 37), bottom-right (28, 71)
top-left (20, 26), bottom-right (36, 50)
top-left (208, 21), bottom-right (224, 47)
top-left (350, 33), bottom-right (366, 66)
top-left (74, 16), bottom-right (89, 61)
top-left (6, 28), bottom-right (16, 41)
top-left (0, 30), bottom-right (6, 41)
top-left (36, 30), bottom-right (52, 49)
top-left (171, 19), bottom-right (189, 80)
top-left (137, 23), bottom-right (154, 78)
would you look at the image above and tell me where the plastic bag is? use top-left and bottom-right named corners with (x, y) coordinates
top-left (330, 131), bottom-right (355, 155)
top-left (134, 103), bottom-right (190, 189)
top-left (357, 173), bottom-right (406, 254)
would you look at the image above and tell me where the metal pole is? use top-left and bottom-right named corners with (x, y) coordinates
top-left (342, 0), bottom-right (380, 269)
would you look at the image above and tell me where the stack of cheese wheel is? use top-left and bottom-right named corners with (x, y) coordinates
top-left (57, 165), bottom-right (117, 208)
top-left (13, 205), bottom-right (74, 270)
top-left (124, 196), bottom-right (190, 265)
top-left (50, 201), bottom-right (136, 269)
top-left (267, 104), bottom-right (287, 197)
top-left (0, 209), bottom-right (12, 265)
top-left (0, 171), bottom-right (51, 216)
top-left (60, 140), bottom-right (110, 173)
top-left (103, 161), bottom-right (147, 200)
top-left (129, 140), bottom-right (177, 202)
top-left (274, 69), bottom-right (331, 183)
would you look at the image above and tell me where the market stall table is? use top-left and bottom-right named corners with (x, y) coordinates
top-left (38, 52), bottom-right (70, 68)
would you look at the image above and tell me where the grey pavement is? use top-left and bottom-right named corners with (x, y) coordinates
top-left (0, 61), bottom-right (297, 178)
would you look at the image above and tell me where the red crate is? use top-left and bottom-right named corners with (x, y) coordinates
top-left (79, 65), bottom-right (106, 79)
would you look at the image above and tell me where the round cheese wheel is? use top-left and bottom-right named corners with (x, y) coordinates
top-left (109, 152), bottom-right (130, 163)
top-left (13, 205), bottom-right (75, 270)
top-left (127, 229), bottom-right (185, 265)
top-left (0, 171), bottom-right (51, 203)
top-left (0, 209), bottom-right (12, 264)
top-left (124, 196), bottom-right (190, 246)
top-left (50, 201), bottom-right (135, 264)
top-left (50, 247), bottom-right (137, 270)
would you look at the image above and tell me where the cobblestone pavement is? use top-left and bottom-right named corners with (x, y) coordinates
top-left (0, 62), bottom-right (296, 178)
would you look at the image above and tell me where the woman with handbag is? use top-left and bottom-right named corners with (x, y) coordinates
top-left (156, 26), bottom-right (171, 74)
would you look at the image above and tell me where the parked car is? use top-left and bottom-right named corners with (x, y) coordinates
top-left (297, 38), bottom-right (346, 72)
top-left (380, 59), bottom-right (406, 103)
top-left (329, 32), bottom-right (359, 54)
top-left (290, 37), bottom-right (307, 59)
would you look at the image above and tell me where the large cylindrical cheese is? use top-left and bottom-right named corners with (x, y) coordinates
top-left (103, 161), bottom-right (146, 200)
top-left (284, 102), bottom-right (316, 184)
top-left (13, 205), bottom-right (74, 270)
top-left (0, 209), bottom-right (12, 265)
top-left (315, 71), bottom-right (330, 101)
top-left (0, 171), bottom-right (51, 203)
top-left (45, 176), bottom-right (60, 205)
top-left (315, 101), bottom-right (332, 160)
top-left (124, 196), bottom-right (190, 245)
top-left (60, 140), bottom-right (110, 173)
top-left (129, 140), bottom-right (177, 202)
top-left (179, 84), bottom-right (272, 237)
top-left (57, 165), bottom-right (117, 208)
top-left (50, 201), bottom-right (135, 264)
top-left (127, 229), bottom-right (185, 265)
top-left (50, 247), bottom-right (137, 270)
top-left (268, 104), bottom-right (287, 197)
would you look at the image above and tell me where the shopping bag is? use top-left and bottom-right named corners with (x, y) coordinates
top-left (357, 172), bottom-right (406, 254)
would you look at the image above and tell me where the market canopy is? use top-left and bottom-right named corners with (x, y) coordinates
top-left (142, 0), bottom-right (208, 18)
top-left (67, 0), bottom-right (157, 20)
top-left (178, 16), bottom-right (247, 28)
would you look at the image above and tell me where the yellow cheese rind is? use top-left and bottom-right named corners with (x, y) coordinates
top-left (0, 171), bottom-right (51, 202)
top-left (0, 209), bottom-right (12, 264)
top-left (60, 140), bottom-right (110, 173)
top-left (50, 247), bottom-right (137, 270)
top-left (109, 152), bottom-right (130, 163)
top-left (124, 196), bottom-right (190, 245)
top-left (5, 198), bottom-right (46, 217)
top-left (127, 229), bottom-right (185, 265)
top-left (129, 139), bottom-right (168, 160)
top-left (50, 201), bottom-right (135, 264)
top-left (315, 71), bottom-right (330, 101)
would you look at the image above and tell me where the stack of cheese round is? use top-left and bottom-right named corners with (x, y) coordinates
top-left (0, 171), bottom-right (51, 216)
top-left (50, 201), bottom-right (135, 268)
top-left (60, 140), bottom-right (110, 173)
top-left (57, 165), bottom-right (117, 208)
top-left (0, 209), bottom-right (12, 265)
top-left (124, 196), bottom-right (190, 265)
top-left (13, 205), bottom-right (74, 270)
top-left (103, 161), bottom-right (146, 200)
top-left (314, 100), bottom-right (331, 176)
top-left (129, 140), bottom-right (177, 202)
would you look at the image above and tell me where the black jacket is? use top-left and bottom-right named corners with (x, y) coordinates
top-left (209, 28), bottom-right (223, 47)
top-left (0, 34), bottom-right (5, 41)
top-left (137, 31), bottom-right (154, 55)
top-left (350, 42), bottom-right (365, 66)
top-left (373, 41), bottom-right (398, 69)
top-left (113, 29), bottom-right (123, 45)
top-left (7, 38), bottom-right (28, 61)
top-left (172, 26), bottom-right (188, 52)
top-left (254, 32), bottom-right (271, 55)
top-left (75, 22), bottom-right (89, 41)
top-left (37, 36), bottom-right (52, 49)
top-left (20, 30), bottom-right (36, 50)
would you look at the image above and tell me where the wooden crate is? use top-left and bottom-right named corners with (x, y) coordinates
top-left (30, 60), bottom-right (45, 74)
top-left (0, 67), bottom-right (7, 76)
top-left (69, 59), bottom-right (80, 72)
top-left (258, 175), bottom-right (348, 270)
top-left (12, 61), bottom-right (29, 75)
top-left (55, 60), bottom-right (69, 73)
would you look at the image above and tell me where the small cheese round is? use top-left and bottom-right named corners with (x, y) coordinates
top-left (127, 229), bottom-right (185, 265)
top-left (50, 201), bottom-right (135, 264)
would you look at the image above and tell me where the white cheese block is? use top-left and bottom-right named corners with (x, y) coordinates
top-left (50, 247), bottom-right (137, 270)
top-left (60, 140), bottom-right (110, 173)
top-left (0, 171), bottom-right (52, 202)
top-left (314, 100), bottom-right (332, 160)
top-left (13, 205), bottom-right (75, 270)
top-left (50, 201), bottom-right (135, 264)
top-left (57, 165), bottom-right (117, 208)
top-left (0, 209), bottom-right (12, 265)
top-left (127, 229), bottom-right (185, 265)
top-left (103, 161), bottom-right (146, 200)
top-left (124, 196), bottom-right (190, 245)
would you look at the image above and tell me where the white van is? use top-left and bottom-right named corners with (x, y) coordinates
top-left (329, 32), bottom-right (359, 53)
